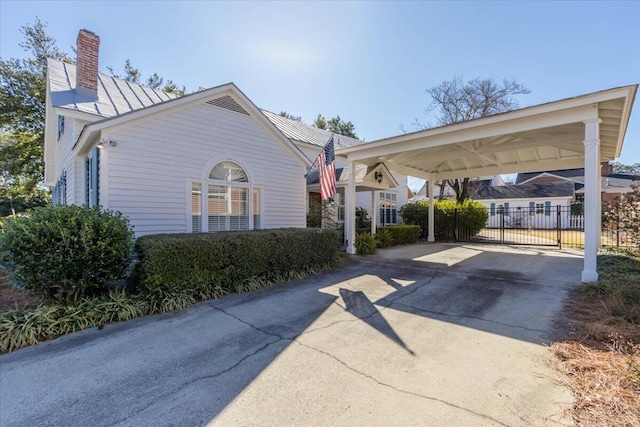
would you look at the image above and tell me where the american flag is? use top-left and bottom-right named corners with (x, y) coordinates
top-left (318, 136), bottom-right (336, 201)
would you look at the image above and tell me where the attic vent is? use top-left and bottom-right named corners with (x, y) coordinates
top-left (205, 95), bottom-right (249, 115)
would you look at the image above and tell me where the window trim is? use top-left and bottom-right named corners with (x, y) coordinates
top-left (191, 157), bottom-right (260, 233)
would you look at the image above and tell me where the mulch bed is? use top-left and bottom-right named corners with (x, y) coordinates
top-left (551, 289), bottom-right (640, 426)
top-left (0, 271), bottom-right (41, 312)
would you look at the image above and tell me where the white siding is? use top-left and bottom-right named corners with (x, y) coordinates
top-left (105, 103), bottom-right (306, 236)
top-left (54, 118), bottom-right (89, 205)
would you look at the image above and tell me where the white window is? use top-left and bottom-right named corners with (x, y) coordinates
top-left (379, 192), bottom-right (397, 225)
top-left (191, 183), bottom-right (202, 232)
top-left (191, 161), bottom-right (261, 233)
top-left (334, 189), bottom-right (345, 223)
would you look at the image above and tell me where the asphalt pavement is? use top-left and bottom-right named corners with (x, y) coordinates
top-left (0, 242), bottom-right (581, 426)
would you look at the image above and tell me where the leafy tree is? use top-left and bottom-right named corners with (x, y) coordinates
top-left (423, 76), bottom-right (530, 202)
top-left (0, 18), bottom-right (72, 209)
top-left (604, 185), bottom-right (640, 249)
top-left (279, 111), bottom-right (302, 122)
top-left (107, 60), bottom-right (186, 96)
top-left (314, 114), bottom-right (358, 138)
top-left (611, 162), bottom-right (640, 174)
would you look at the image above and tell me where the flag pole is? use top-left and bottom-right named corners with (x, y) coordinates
top-left (304, 134), bottom-right (335, 178)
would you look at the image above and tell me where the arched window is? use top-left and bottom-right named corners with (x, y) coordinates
top-left (191, 160), bottom-right (261, 232)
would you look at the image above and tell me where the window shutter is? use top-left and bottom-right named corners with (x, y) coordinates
top-left (529, 201), bottom-right (535, 215)
top-left (544, 201), bottom-right (551, 216)
top-left (85, 157), bottom-right (90, 205)
top-left (91, 147), bottom-right (100, 206)
top-left (504, 202), bottom-right (510, 216)
top-left (490, 203), bottom-right (495, 216)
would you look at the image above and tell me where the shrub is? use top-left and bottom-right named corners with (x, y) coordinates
top-left (0, 205), bottom-right (134, 301)
top-left (604, 185), bottom-right (640, 250)
top-left (377, 225), bottom-right (420, 244)
top-left (355, 207), bottom-right (371, 229)
top-left (375, 228), bottom-right (393, 248)
top-left (135, 228), bottom-right (344, 296)
top-left (355, 232), bottom-right (377, 254)
top-left (399, 199), bottom-right (488, 240)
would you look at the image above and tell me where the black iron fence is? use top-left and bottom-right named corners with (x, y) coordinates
top-left (440, 205), bottom-right (639, 251)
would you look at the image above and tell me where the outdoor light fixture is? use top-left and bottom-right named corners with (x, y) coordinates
top-left (375, 171), bottom-right (383, 184)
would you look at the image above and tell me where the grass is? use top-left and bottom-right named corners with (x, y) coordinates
top-left (550, 249), bottom-right (640, 426)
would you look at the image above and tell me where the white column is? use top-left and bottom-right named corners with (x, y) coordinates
top-left (371, 190), bottom-right (377, 236)
top-left (428, 178), bottom-right (435, 242)
top-left (345, 161), bottom-right (357, 254)
top-left (582, 118), bottom-right (602, 283)
top-left (596, 165), bottom-right (602, 249)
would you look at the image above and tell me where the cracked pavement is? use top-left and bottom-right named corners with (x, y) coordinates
top-left (0, 243), bottom-right (580, 426)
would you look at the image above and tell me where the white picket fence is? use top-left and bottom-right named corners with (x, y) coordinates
top-left (568, 215), bottom-right (585, 229)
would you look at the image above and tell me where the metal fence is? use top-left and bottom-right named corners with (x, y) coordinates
top-left (440, 205), bottom-right (639, 251)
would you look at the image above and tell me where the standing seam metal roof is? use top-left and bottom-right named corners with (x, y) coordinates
top-left (47, 58), bottom-right (178, 118)
top-left (261, 110), bottom-right (367, 149)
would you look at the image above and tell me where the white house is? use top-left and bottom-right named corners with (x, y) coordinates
top-left (45, 30), bottom-right (314, 236)
top-left (471, 181), bottom-right (576, 229)
top-left (45, 29), bottom-right (407, 236)
top-left (262, 111), bottom-right (408, 229)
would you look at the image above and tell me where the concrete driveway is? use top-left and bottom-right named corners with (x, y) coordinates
top-left (1, 243), bottom-right (581, 426)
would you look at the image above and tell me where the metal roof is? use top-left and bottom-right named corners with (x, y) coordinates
top-left (261, 110), bottom-right (366, 149)
top-left (47, 58), bottom-right (178, 118)
top-left (516, 168), bottom-right (585, 184)
top-left (472, 181), bottom-right (575, 200)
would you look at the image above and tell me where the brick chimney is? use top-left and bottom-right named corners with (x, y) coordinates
top-left (600, 161), bottom-right (611, 176)
top-left (76, 29), bottom-right (100, 97)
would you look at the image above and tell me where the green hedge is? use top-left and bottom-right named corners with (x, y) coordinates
top-left (399, 199), bottom-right (488, 240)
top-left (135, 228), bottom-right (343, 295)
top-left (377, 225), bottom-right (421, 244)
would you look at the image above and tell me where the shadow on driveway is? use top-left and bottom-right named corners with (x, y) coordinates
top-left (0, 243), bottom-right (581, 426)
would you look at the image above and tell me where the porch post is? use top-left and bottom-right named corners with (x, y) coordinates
top-left (596, 166), bottom-right (602, 249)
top-left (582, 118), bottom-right (601, 283)
top-left (427, 177), bottom-right (435, 242)
top-left (345, 161), bottom-right (357, 254)
top-left (371, 190), bottom-right (377, 236)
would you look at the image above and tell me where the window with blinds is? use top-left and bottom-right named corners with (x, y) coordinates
top-left (253, 188), bottom-right (260, 230)
top-left (192, 183), bottom-right (202, 232)
top-left (208, 185), bottom-right (249, 232)
top-left (191, 161), bottom-right (260, 233)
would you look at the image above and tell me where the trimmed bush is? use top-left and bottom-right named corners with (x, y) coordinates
top-left (0, 205), bottom-right (134, 301)
top-left (399, 199), bottom-right (488, 240)
top-left (377, 225), bottom-right (420, 245)
top-left (135, 228), bottom-right (344, 295)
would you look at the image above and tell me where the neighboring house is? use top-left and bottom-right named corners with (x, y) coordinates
top-left (409, 175), bottom-right (504, 202)
top-left (46, 30), bottom-right (310, 236)
top-left (262, 111), bottom-right (409, 227)
top-left (471, 181), bottom-right (576, 229)
top-left (45, 29), bottom-right (407, 236)
top-left (516, 162), bottom-right (640, 204)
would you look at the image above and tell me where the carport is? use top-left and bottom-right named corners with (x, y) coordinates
top-left (338, 85), bottom-right (637, 282)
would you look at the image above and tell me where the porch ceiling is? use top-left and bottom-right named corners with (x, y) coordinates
top-left (337, 85), bottom-right (637, 180)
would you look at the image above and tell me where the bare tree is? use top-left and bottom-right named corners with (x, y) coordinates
top-left (425, 77), bottom-right (530, 202)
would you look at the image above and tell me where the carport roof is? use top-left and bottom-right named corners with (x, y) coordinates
top-left (337, 85), bottom-right (637, 180)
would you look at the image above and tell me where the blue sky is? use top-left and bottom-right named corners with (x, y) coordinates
top-left (1, 1), bottom-right (639, 177)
